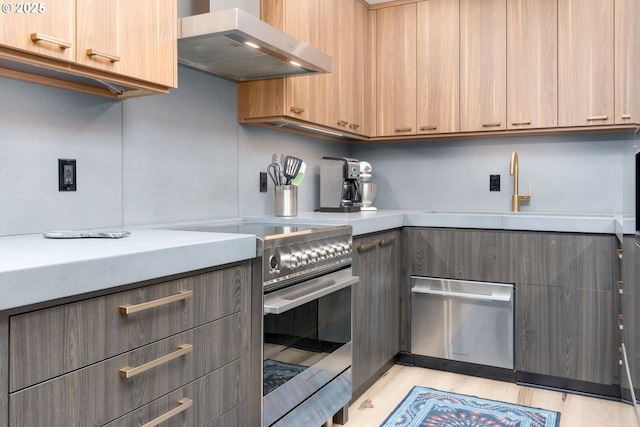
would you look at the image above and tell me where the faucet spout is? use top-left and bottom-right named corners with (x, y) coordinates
top-left (509, 151), bottom-right (531, 212)
top-left (510, 151), bottom-right (519, 192)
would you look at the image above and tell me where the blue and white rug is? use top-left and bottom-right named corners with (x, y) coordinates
top-left (380, 386), bottom-right (560, 427)
top-left (263, 359), bottom-right (307, 396)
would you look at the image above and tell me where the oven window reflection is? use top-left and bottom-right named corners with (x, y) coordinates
top-left (263, 286), bottom-right (351, 396)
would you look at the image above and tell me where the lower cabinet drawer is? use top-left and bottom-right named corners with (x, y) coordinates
top-left (10, 266), bottom-right (247, 391)
top-left (104, 359), bottom-right (245, 427)
top-left (9, 313), bottom-right (244, 426)
top-left (204, 406), bottom-right (245, 427)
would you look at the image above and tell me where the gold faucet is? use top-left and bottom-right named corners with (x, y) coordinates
top-left (509, 151), bottom-right (531, 212)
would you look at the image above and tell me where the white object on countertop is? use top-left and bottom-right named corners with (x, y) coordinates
top-left (43, 230), bottom-right (131, 239)
top-left (358, 161), bottom-right (372, 182)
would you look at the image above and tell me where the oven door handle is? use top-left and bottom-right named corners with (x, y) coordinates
top-left (264, 272), bottom-right (358, 315)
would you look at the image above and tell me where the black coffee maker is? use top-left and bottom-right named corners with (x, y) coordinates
top-left (319, 157), bottom-right (361, 212)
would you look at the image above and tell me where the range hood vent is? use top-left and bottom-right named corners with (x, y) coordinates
top-left (178, 8), bottom-right (332, 81)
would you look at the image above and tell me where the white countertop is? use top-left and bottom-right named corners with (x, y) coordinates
top-left (1, 210), bottom-right (633, 312)
top-left (245, 210), bottom-right (635, 236)
top-left (0, 229), bottom-right (256, 311)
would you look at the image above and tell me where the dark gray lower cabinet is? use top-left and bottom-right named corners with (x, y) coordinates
top-left (512, 232), bottom-right (618, 387)
top-left (0, 262), bottom-right (252, 427)
top-left (406, 228), bottom-right (511, 283)
top-left (352, 229), bottom-right (402, 399)
top-left (406, 228), bottom-right (618, 392)
top-left (621, 236), bottom-right (640, 400)
top-left (516, 284), bottom-right (616, 384)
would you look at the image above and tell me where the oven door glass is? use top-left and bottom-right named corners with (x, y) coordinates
top-left (262, 268), bottom-right (355, 425)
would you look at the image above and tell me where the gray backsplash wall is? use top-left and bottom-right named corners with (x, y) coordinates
top-left (0, 67), bottom-right (635, 237)
top-left (351, 132), bottom-right (635, 214)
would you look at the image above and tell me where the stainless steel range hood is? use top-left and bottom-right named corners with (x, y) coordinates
top-left (178, 8), bottom-right (332, 81)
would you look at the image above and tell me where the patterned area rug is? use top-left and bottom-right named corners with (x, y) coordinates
top-left (263, 359), bottom-right (307, 396)
top-left (380, 386), bottom-right (560, 427)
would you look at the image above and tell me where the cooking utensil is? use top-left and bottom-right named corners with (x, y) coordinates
top-left (273, 153), bottom-right (285, 184)
top-left (283, 156), bottom-right (303, 184)
top-left (267, 162), bottom-right (282, 185)
top-left (291, 161), bottom-right (306, 186)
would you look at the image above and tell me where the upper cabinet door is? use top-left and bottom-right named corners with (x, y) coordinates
top-left (417, 0), bottom-right (459, 135)
top-left (282, 0), bottom-right (320, 123)
top-left (460, 0), bottom-right (507, 132)
top-left (351, 0), bottom-right (373, 136)
top-left (558, 0), bottom-right (614, 127)
top-left (335, 0), bottom-right (370, 136)
top-left (0, 0), bottom-right (75, 62)
top-left (615, 0), bottom-right (640, 125)
top-left (76, 0), bottom-right (119, 73)
top-left (376, 3), bottom-right (417, 137)
top-left (507, 0), bottom-right (557, 130)
top-left (77, 0), bottom-right (176, 87)
top-left (117, 0), bottom-right (177, 87)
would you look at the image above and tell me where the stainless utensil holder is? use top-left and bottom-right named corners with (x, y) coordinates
top-left (275, 185), bottom-right (298, 217)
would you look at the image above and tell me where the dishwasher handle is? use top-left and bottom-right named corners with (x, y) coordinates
top-left (411, 279), bottom-right (513, 302)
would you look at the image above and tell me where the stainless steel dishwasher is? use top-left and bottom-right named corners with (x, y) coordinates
top-left (411, 276), bottom-right (514, 370)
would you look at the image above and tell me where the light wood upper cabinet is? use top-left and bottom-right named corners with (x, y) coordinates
top-left (375, 3), bottom-right (417, 137)
top-left (558, 0), bottom-right (614, 127)
top-left (336, 0), bottom-right (371, 135)
top-left (76, 0), bottom-right (118, 73)
top-left (116, 0), bottom-right (177, 87)
top-left (507, 0), bottom-right (557, 130)
top-left (0, 0), bottom-right (176, 98)
top-left (416, 0), bottom-right (459, 135)
top-left (0, 0), bottom-right (75, 62)
top-left (310, 0), bottom-right (337, 129)
top-left (239, 0), bottom-right (371, 138)
top-left (615, 0), bottom-right (640, 125)
top-left (460, 0), bottom-right (506, 132)
top-left (284, 0), bottom-right (321, 124)
top-left (76, 0), bottom-right (177, 87)
top-left (239, 0), bottom-right (324, 125)
top-left (241, 0), bottom-right (636, 142)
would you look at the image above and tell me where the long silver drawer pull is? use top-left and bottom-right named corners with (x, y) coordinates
top-left (141, 398), bottom-right (193, 427)
top-left (86, 48), bottom-right (120, 62)
top-left (482, 122), bottom-right (501, 127)
top-left (621, 114), bottom-right (632, 120)
top-left (420, 125), bottom-right (438, 131)
top-left (30, 32), bottom-right (71, 49)
top-left (586, 115), bottom-right (608, 121)
top-left (119, 344), bottom-right (193, 378)
top-left (119, 290), bottom-right (193, 315)
top-left (511, 120), bottom-right (531, 126)
top-left (395, 126), bottom-right (413, 132)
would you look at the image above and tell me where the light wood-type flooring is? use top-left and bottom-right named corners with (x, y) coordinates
top-left (342, 364), bottom-right (639, 426)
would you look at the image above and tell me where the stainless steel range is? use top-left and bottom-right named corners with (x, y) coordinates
top-left (179, 222), bottom-right (357, 427)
